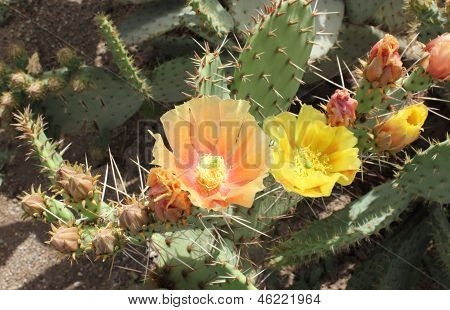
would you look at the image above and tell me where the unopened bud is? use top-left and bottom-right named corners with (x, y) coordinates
top-left (49, 226), bottom-right (80, 253)
top-left (56, 48), bottom-right (81, 70)
top-left (26, 80), bottom-right (47, 100)
top-left (21, 192), bottom-right (46, 217)
top-left (9, 72), bottom-right (30, 90)
top-left (92, 228), bottom-right (117, 255)
top-left (47, 75), bottom-right (65, 92)
top-left (119, 200), bottom-right (149, 233)
top-left (26, 52), bottom-right (42, 76)
top-left (326, 89), bottom-right (358, 127)
top-left (420, 33), bottom-right (450, 81)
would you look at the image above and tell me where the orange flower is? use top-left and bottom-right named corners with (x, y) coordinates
top-left (420, 33), bottom-right (450, 81)
top-left (374, 103), bottom-right (428, 153)
top-left (364, 34), bottom-right (403, 87)
top-left (147, 168), bottom-right (191, 222)
top-left (326, 89), bottom-right (358, 127)
top-left (150, 97), bottom-right (269, 209)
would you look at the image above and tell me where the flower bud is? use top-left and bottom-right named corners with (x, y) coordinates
top-left (26, 80), bottom-right (47, 100)
top-left (55, 164), bottom-right (95, 202)
top-left (21, 192), bottom-right (46, 217)
top-left (56, 48), bottom-right (81, 69)
top-left (92, 228), bottom-right (117, 255)
top-left (26, 52), bottom-right (42, 76)
top-left (147, 168), bottom-right (192, 223)
top-left (374, 103), bottom-right (428, 153)
top-left (1, 92), bottom-right (17, 107)
top-left (364, 34), bottom-right (403, 87)
top-left (49, 226), bottom-right (80, 253)
top-left (47, 75), bottom-right (65, 92)
top-left (67, 173), bottom-right (95, 202)
top-left (326, 89), bottom-right (358, 127)
top-left (119, 200), bottom-right (149, 233)
top-left (71, 77), bottom-right (88, 93)
top-left (420, 33), bottom-right (450, 81)
top-left (9, 72), bottom-right (30, 90)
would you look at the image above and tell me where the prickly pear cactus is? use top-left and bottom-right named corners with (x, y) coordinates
top-left (188, 0), bottom-right (234, 37)
top-left (230, 0), bottom-right (315, 122)
top-left (35, 67), bottom-right (144, 135)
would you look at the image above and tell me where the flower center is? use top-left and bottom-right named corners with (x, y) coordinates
top-left (293, 147), bottom-right (329, 177)
top-left (196, 154), bottom-right (227, 191)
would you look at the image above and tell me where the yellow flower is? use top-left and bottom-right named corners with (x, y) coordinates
top-left (150, 96), bottom-right (269, 209)
top-left (264, 105), bottom-right (361, 198)
top-left (374, 103), bottom-right (428, 153)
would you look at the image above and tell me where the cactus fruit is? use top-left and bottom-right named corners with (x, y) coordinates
top-left (230, 0), bottom-right (315, 122)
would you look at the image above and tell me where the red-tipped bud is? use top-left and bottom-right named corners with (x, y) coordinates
top-left (326, 89), bottom-right (358, 127)
top-left (364, 34), bottom-right (403, 87)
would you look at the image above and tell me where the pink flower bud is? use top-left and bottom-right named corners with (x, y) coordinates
top-left (326, 89), bottom-right (358, 127)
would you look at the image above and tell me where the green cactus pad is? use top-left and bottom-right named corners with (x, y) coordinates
top-left (347, 210), bottom-right (431, 289)
top-left (150, 57), bottom-right (194, 104)
top-left (231, 186), bottom-right (301, 241)
top-left (355, 80), bottom-right (384, 114)
top-left (189, 0), bottom-right (234, 37)
top-left (395, 140), bottom-right (450, 205)
top-left (403, 66), bottom-right (433, 92)
top-left (344, 0), bottom-right (387, 24)
top-left (429, 205), bottom-right (450, 275)
top-left (194, 49), bottom-right (230, 98)
top-left (310, 0), bottom-right (345, 60)
top-left (271, 182), bottom-right (411, 266)
top-left (118, 0), bottom-right (186, 45)
top-left (223, 0), bottom-right (269, 35)
top-left (231, 0), bottom-right (315, 122)
top-left (151, 229), bottom-right (256, 289)
top-left (371, 0), bottom-right (412, 33)
top-left (45, 198), bottom-right (76, 223)
top-left (36, 66), bottom-right (144, 135)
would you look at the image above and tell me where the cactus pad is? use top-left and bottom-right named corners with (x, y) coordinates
top-left (231, 0), bottom-right (315, 122)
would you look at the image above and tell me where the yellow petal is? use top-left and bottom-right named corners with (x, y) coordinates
top-left (295, 105), bottom-right (326, 145)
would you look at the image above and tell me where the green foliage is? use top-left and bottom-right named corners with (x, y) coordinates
top-left (230, 0), bottom-right (315, 122)
top-left (347, 209), bottom-right (432, 289)
top-left (403, 66), bottom-right (434, 92)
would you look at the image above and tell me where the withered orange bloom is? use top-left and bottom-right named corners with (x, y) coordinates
top-left (150, 97), bottom-right (269, 209)
top-left (421, 33), bottom-right (450, 81)
top-left (147, 167), bottom-right (191, 223)
top-left (364, 34), bottom-right (403, 87)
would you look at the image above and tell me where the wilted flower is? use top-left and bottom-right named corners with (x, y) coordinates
top-left (49, 225), bottom-right (80, 253)
top-left (326, 89), bottom-right (358, 127)
top-left (118, 199), bottom-right (149, 233)
top-left (92, 228), bottom-right (117, 255)
top-left (420, 33), bottom-right (450, 81)
top-left (374, 103), bottom-right (428, 153)
top-left (264, 105), bottom-right (361, 198)
top-left (150, 96), bottom-right (269, 209)
top-left (147, 168), bottom-right (192, 223)
top-left (364, 34), bottom-right (403, 87)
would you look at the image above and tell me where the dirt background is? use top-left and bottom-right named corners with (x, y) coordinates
top-left (0, 0), bottom-right (448, 290)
